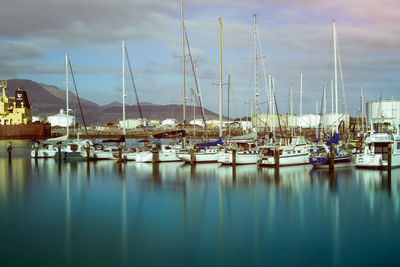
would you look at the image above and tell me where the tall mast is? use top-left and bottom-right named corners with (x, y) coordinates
top-left (271, 75), bottom-right (275, 138)
top-left (361, 86), bottom-right (364, 133)
top-left (219, 18), bottom-right (223, 137)
top-left (268, 74), bottom-right (272, 133)
top-left (122, 40), bottom-right (126, 136)
top-left (331, 78), bottom-right (334, 136)
top-left (251, 91), bottom-right (253, 130)
top-left (333, 19), bottom-right (338, 132)
top-left (181, 0), bottom-right (186, 124)
top-left (253, 14), bottom-right (258, 131)
top-left (290, 84), bottom-right (293, 135)
top-left (299, 72), bottom-right (303, 134)
top-left (65, 52), bottom-right (69, 140)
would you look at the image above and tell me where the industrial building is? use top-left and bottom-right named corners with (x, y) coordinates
top-left (47, 109), bottom-right (75, 127)
top-left (366, 100), bottom-right (400, 126)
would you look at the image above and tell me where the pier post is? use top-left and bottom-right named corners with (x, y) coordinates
top-left (7, 142), bottom-right (12, 161)
top-left (118, 145), bottom-right (123, 163)
top-left (152, 144), bottom-right (158, 165)
top-left (34, 142), bottom-right (39, 159)
top-left (57, 143), bottom-right (61, 161)
top-left (86, 144), bottom-right (91, 162)
top-left (190, 148), bottom-right (194, 165)
top-left (388, 143), bottom-right (392, 178)
top-left (274, 146), bottom-right (280, 173)
top-left (232, 149), bottom-right (236, 167)
top-left (329, 144), bottom-right (335, 172)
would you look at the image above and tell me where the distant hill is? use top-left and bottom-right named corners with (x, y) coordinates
top-left (4, 79), bottom-right (220, 125)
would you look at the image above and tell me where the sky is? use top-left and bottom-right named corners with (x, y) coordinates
top-left (0, 0), bottom-right (399, 119)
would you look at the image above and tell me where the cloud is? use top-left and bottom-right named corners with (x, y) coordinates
top-left (0, 0), bottom-right (399, 117)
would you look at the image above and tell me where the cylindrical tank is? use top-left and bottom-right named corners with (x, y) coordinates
top-left (366, 100), bottom-right (400, 123)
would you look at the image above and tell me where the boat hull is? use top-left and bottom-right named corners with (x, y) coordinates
top-left (258, 153), bottom-right (309, 167)
top-left (310, 155), bottom-right (352, 169)
top-left (136, 151), bottom-right (181, 163)
top-left (0, 122), bottom-right (51, 139)
top-left (218, 151), bottom-right (258, 165)
top-left (355, 153), bottom-right (400, 169)
top-left (178, 151), bottom-right (220, 163)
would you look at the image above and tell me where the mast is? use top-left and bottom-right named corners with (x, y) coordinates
top-left (271, 75), bottom-right (275, 138)
top-left (299, 72), bottom-right (303, 134)
top-left (361, 86), bottom-right (364, 133)
top-left (65, 52), bottom-right (69, 140)
top-left (251, 91), bottom-right (253, 130)
top-left (331, 79), bottom-right (334, 136)
top-left (333, 19), bottom-right (338, 133)
top-left (268, 74), bottom-right (272, 134)
top-left (219, 18), bottom-right (223, 137)
top-left (253, 14), bottom-right (258, 132)
top-left (290, 84), bottom-right (293, 136)
top-left (122, 40), bottom-right (126, 136)
top-left (181, 0), bottom-right (186, 124)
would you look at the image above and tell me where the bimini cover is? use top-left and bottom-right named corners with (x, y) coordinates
top-left (325, 133), bottom-right (339, 146)
top-left (195, 136), bottom-right (223, 148)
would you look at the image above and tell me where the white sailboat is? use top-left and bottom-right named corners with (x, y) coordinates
top-left (56, 53), bottom-right (93, 160)
top-left (87, 40), bottom-right (129, 160)
top-left (217, 133), bottom-right (258, 165)
top-left (135, 143), bottom-right (181, 163)
top-left (257, 136), bottom-right (310, 167)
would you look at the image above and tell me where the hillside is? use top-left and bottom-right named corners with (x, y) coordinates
top-left (4, 79), bottom-right (220, 125)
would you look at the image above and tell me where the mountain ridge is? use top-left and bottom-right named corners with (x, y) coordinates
top-left (4, 79), bottom-right (220, 125)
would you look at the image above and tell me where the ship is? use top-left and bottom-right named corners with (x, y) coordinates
top-left (0, 77), bottom-right (51, 139)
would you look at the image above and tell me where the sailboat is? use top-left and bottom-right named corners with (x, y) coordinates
top-left (257, 136), bottom-right (310, 167)
top-left (55, 53), bottom-right (93, 160)
top-left (177, 18), bottom-right (225, 163)
top-left (86, 40), bottom-right (130, 160)
top-left (31, 53), bottom-right (92, 158)
top-left (309, 20), bottom-right (352, 168)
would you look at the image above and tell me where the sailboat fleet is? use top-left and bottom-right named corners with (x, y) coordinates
top-left (29, 12), bottom-right (399, 170)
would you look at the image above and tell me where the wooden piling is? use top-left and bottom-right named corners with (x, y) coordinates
top-left (7, 142), bottom-right (12, 161)
top-left (118, 145), bottom-right (123, 163)
top-left (57, 143), bottom-right (61, 161)
top-left (86, 145), bottom-right (91, 161)
top-left (329, 144), bottom-right (335, 171)
top-left (33, 142), bottom-right (39, 159)
top-left (190, 148), bottom-right (194, 165)
top-left (152, 144), bottom-right (158, 165)
top-left (388, 143), bottom-right (392, 178)
top-left (232, 149), bottom-right (237, 167)
top-left (274, 146), bottom-right (280, 172)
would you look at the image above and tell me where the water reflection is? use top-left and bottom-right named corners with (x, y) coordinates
top-left (1, 156), bottom-right (400, 266)
top-left (356, 168), bottom-right (400, 217)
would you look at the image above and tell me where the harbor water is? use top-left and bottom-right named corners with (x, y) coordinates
top-left (1, 140), bottom-right (400, 266)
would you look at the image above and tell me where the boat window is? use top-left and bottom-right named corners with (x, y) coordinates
top-left (397, 142), bottom-right (400, 150)
top-left (374, 143), bottom-right (389, 160)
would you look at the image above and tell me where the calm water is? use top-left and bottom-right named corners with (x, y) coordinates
top-left (1, 140), bottom-right (400, 266)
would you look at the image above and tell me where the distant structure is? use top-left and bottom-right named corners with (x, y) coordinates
top-left (257, 113), bottom-right (349, 129)
top-left (47, 109), bottom-right (75, 127)
top-left (119, 118), bottom-right (146, 129)
top-left (161, 118), bottom-right (178, 128)
top-left (367, 100), bottom-right (400, 127)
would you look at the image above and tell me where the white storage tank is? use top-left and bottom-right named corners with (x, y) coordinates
top-left (366, 100), bottom-right (400, 124)
top-left (47, 109), bottom-right (75, 127)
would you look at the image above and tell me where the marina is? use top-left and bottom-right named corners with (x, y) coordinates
top-left (1, 0), bottom-right (400, 265)
top-left (1, 139), bottom-right (400, 266)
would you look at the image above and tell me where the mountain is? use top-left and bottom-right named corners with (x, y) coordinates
top-left (4, 79), bottom-right (220, 125)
